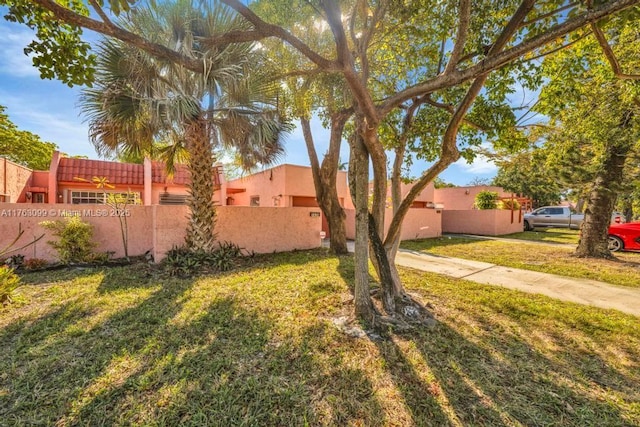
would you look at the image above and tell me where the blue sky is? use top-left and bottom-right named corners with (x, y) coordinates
top-left (0, 16), bottom-right (498, 186)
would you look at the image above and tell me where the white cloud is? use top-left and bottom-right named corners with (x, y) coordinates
top-left (0, 24), bottom-right (40, 78)
top-left (0, 89), bottom-right (94, 157)
top-left (454, 154), bottom-right (498, 175)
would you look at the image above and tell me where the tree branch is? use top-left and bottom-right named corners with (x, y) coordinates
top-left (320, 0), bottom-right (380, 124)
top-left (424, 96), bottom-right (487, 131)
top-left (31, 0), bottom-right (207, 74)
top-left (443, 0), bottom-right (471, 74)
top-left (590, 23), bottom-right (640, 79)
top-left (222, 0), bottom-right (339, 71)
top-left (384, 0), bottom-right (538, 248)
top-left (379, 0), bottom-right (640, 115)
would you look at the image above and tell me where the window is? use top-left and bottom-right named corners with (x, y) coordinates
top-left (0, 195), bottom-right (8, 202)
top-left (33, 193), bottom-right (45, 203)
top-left (71, 191), bottom-right (140, 205)
top-left (250, 196), bottom-right (260, 207)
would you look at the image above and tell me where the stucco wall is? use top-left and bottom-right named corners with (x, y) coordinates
top-left (1, 203), bottom-right (322, 263)
top-left (215, 206), bottom-right (322, 254)
top-left (0, 204), bottom-right (154, 261)
top-left (151, 184), bottom-right (190, 204)
top-left (344, 208), bottom-right (442, 240)
top-left (152, 205), bottom-right (190, 261)
top-left (226, 165), bottom-right (288, 207)
top-left (434, 186), bottom-right (512, 210)
top-left (442, 209), bottom-right (524, 236)
top-left (0, 158), bottom-right (32, 203)
top-left (226, 164), bottom-right (350, 208)
top-left (399, 182), bottom-right (435, 203)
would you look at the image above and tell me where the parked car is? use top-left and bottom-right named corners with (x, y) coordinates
top-left (524, 207), bottom-right (626, 231)
top-left (524, 206), bottom-right (583, 230)
top-left (611, 212), bottom-right (626, 224)
top-left (608, 222), bottom-right (640, 252)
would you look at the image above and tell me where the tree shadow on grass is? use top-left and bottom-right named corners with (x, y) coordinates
top-left (0, 268), bottom-right (197, 425)
top-left (2, 260), bottom-right (387, 426)
top-left (389, 280), bottom-right (640, 426)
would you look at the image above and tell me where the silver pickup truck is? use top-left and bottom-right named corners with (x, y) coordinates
top-left (524, 207), bottom-right (583, 231)
top-left (524, 206), bottom-right (624, 231)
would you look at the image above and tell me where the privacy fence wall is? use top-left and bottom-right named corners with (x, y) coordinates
top-left (344, 208), bottom-right (443, 241)
top-left (441, 209), bottom-right (524, 236)
top-left (0, 204), bottom-right (323, 262)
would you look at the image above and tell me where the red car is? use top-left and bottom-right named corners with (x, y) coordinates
top-left (608, 222), bottom-right (640, 252)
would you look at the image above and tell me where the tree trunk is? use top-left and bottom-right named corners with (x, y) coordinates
top-left (184, 119), bottom-right (216, 252)
top-left (300, 116), bottom-right (349, 255)
top-left (575, 140), bottom-right (630, 258)
top-left (349, 133), bottom-right (375, 325)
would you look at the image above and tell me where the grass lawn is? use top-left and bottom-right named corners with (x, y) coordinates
top-left (402, 236), bottom-right (640, 288)
top-left (1, 250), bottom-right (639, 426)
top-left (503, 228), bottom-right (581, 245)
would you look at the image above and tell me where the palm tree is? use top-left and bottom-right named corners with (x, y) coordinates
top-left (80, 0), bottom-right (290, 251)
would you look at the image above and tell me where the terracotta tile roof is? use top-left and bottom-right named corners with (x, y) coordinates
top-left (151, 162), bottom-right (191, 185)
top-left (58, 157), bottom-right (144, 185)
top-left (152, 162), bottom-right (221, 188)
top-left (57, 157), bottom-right (221, 188)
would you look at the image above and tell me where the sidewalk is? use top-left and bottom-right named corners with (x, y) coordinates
top-left (396, 249), bottom-right (640, 317)
top-left (324, 239), bottom-right (640, 316)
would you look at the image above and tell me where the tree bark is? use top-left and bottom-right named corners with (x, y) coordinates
top-left (349, 132), bottom-right (375, 325)
top-left (300, 115), bottom-right (349, 255)
top-left (575, 139), bottom-right (631, 258)
top-left (184, 119), bottom-right (216, 252)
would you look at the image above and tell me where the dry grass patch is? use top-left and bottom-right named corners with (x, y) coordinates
top-left (1, 250), bottom-right (638, 426)
top-left (503, 228), bottom-right (581, 245)
top-left (402, 236), bottom-right (640, 288)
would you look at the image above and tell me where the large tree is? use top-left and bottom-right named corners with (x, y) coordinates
top-left (5, 0), bottom-right (640, 325)
top-left (80, 0), bottom-right (290, 252)
top-left (536, 18), bottom-right (640, 258)
top-left (493, 148), bottom-right (563, 208)
top-left (0, 105), bottom-right (58, 170)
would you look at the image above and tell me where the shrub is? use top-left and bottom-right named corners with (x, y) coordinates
top-left (163, 242), bottom-right (243, 277)
top-left (40, 217), bottom-right (97, 264)
top-left (475, 191), bottom-right (499, 210)
top-left (0, 265), bottom-right (20, 305)
top-left (23, 258), bottom-right (49, 270)
top-left (210, 241), bottom-right (242, 272)
top-left (498, 198), bottom-right (521, 210)
top-left (163, 246), bottom-right (201, 277)
top-left (4, 254), bottom-right (24, 269)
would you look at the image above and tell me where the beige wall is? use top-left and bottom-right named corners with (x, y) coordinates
top-left (399, 182), bottom-right (435, 203)
top-left (0, 158), bottom-right (33, 203)
top-left (345, 208), bottom-right (442, 241)
top-left (0, 203), bottom-right (322, 263)
top-left (150, 184), bottom-right (190, 205)
top-left (226, 165), bottom-right (288, 207)
top-left (0, 204), bottom-right (154, 261)
top-left (434, 186), bottom-right (511, 210)
top-left (215, 206), bottom-right (322, 254)
top-left (226, 164), bottom-right (350, 208)
top-left (442, 209), bottom-right (524, 236)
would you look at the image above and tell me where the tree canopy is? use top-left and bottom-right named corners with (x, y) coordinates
top-left (0, 105), bottom-right (58, 170)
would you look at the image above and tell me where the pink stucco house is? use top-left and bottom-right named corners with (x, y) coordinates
top-left (1, 152), bottom-right (223, 206)
top-left (3, 151), bottom-right (527, 247)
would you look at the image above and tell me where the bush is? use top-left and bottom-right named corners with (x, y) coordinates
top-left (163, 242), bottom-right (243, 277)
top-left (40, 217), bottom-right (97, 264)
top-left (0, 265), bottom-right (20, 305)
top-left (23, 258), bottom-right (49, 270)
top-left (475, 191), bottom-right (499, 210)
top-left (498, 198), bottom-right (521, 210)
top-left (4, 254), bottom-right (24, 269)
